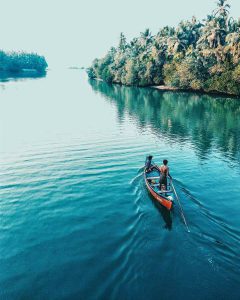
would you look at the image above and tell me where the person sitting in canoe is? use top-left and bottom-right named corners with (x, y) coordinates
top-left (145, 155), bottom-right (153, 172)
top-left (159, 159), bottom-right (172, 191)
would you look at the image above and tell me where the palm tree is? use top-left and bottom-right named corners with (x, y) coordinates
top-left (213, 0), bottom-right (230, 18)
top-left (228, 17), bottom-right (240, 33)
top-left (119, 33), bottom-right (127, 51)
top-left (213, 0), bottom-right (231, 29)
top-left (139, 29), bottom-right (153, 49)
top-left (197, 19), bottom-right (226, 49)
top-left (167, 36), bottom-right (188, 54)
top-left (225, 32), bottom-right (240, 63)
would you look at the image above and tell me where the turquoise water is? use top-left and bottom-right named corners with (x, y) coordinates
top-left (1, 70), bottom-right (240, 299)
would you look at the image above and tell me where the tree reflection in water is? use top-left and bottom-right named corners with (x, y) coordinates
top-left (90, 80), bottom-right (240, 164)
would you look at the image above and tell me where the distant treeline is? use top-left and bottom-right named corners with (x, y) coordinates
top-left (87, 0), bottom-right (240, 96)
top-left (0, 51), bottom-right (48, 74)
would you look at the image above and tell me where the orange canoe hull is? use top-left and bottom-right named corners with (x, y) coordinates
top-left (144, 168), bottom-right (173, 211)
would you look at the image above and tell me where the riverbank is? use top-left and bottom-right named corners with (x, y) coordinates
top-left (151, 85), bottom-right (240, 99)
top-left (91, 78), bottom-right (239, 99)
top-left (152, 85), bottom-right (178, 91)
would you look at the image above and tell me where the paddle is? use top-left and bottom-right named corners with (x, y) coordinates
top-left (171, 179), bottom-right (190, 233)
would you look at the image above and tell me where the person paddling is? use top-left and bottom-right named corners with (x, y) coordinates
top-left (145, 155), bottom-right (153, 172)
top-left (159, 159), bottom-right (172, 191)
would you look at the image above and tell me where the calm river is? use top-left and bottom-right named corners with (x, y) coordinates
top-left (0, 69), bottom-right (240, 299)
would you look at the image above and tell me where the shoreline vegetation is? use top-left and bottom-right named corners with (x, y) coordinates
top-left (0, 51), bottom-right (48, 78)
top-left (87, 0), bottom-right (240, 96)
top-left (151, 85), bottom-right (240, 98)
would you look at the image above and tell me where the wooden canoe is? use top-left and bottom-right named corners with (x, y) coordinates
top-left (144, 165), bottom-right (173, 210)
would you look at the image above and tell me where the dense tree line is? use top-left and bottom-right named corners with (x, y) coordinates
top-left (0, 51), bottom-right (48, 74)
top-left (88, 0), bottom-right (240, 96)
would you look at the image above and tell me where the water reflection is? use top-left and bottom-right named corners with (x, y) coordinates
top-left (89, 80), bottom-right (240, 163)
top-left (154, 200), bottom-right (172, 230)
top-left (0, 70), bottom-right (46, 82)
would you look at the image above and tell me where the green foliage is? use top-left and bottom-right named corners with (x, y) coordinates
top-left (205, 65), bottom-right (240, 95)
top-left (0, 51), bottom-right (47, 74)
top-left (86, 66), bottom-right (96, 79)
top-left (88, 0), bottom-right (240, 96)
top-left (163, 63), bottom-right (179, 87)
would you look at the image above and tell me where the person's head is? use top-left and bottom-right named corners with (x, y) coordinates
top-left (148, 155), bottom-right (153, 161)
top-left (163, 159), bottom-right (168, 166)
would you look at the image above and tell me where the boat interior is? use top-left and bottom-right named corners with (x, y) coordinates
top-left (145, 167), bottom-right (173, 197)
